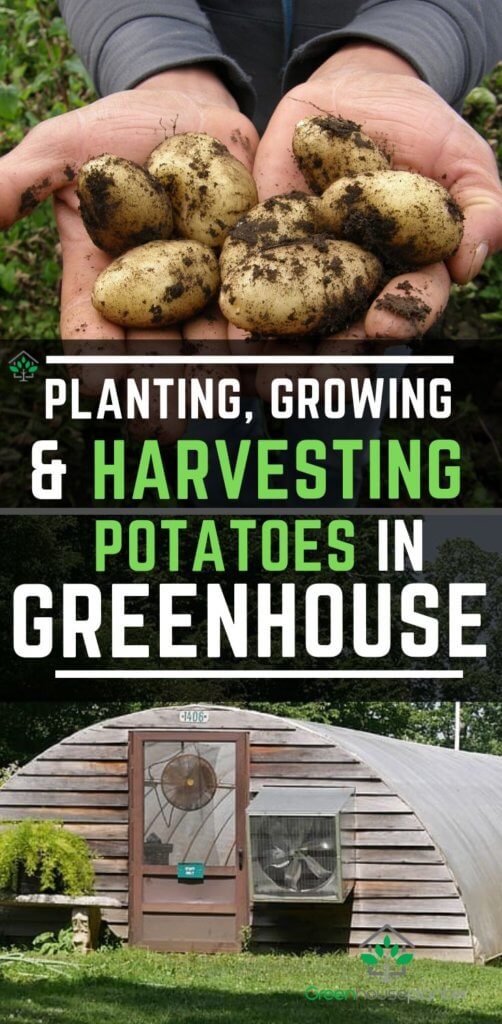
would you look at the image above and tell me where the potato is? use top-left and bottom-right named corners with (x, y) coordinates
top-left (320, 171), bottom-right (464, 266)
top-left (147, 132), bottom-right (258, 247)
top-left (78, 155), bottom-right (173, 255)
top-left (220, 192), bottom-right (321, 278)
top-left (293, 115), bottom-right (389, 192)
top-left (92, 240), bottom-right (219, 327)
top-left (219, 237), bottom-right (382, 336)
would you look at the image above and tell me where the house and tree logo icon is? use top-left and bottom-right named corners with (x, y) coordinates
top-left (8, 351), bottom-right (39, 383)
top-left (359, 925), bottom-right (415, 982)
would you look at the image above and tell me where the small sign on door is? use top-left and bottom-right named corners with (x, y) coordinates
top-left (177, 862), bottom-right (205, 881)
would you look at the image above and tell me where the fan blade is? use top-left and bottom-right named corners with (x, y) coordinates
top-left (262, 844), bottom-right (290, 870)
top-left (300, 842), bottom-right (335, 854)
top-left (164, 764), bottom-right (189, 787)
top-left (284, 856), bottom-right (303, 889)
top-left (300, 854), bottom-right (332, 879)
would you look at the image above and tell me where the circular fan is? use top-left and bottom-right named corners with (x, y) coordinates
top-left (161, 753), bottom-right (217, 811)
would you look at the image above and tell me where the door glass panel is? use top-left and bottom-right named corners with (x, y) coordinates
top-left (143, 741), bottom-right (236, 867)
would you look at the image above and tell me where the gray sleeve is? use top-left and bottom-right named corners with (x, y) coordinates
top-left (58, 0), bottom-right (255, 114)
top-left (285, 0), bottom-right (502, 108)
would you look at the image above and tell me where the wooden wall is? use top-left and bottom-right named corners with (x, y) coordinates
top-left (0, 708), bottom-right (473, 961)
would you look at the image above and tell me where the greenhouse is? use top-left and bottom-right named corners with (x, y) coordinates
top-left (0, 704), bottom-right (501, 962)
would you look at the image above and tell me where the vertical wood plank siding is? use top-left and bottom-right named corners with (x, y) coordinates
top-left (0, 709), bottom-right (473, 960)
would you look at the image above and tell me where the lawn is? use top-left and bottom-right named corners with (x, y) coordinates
top-left (0, 949), bottom-right (502, 1023)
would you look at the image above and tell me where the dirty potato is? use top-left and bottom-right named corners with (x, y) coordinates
top-left (78, 155), bottom-right (173, 255)
top-left (320, 171), bottom-right (464, 266)
top-left (219, 237), bottom-right (382, 336)
top-left (92, 240), bottom-right (219, 327)
top-left (147, 132), bottom-right (258, 247)
top-left (293, 115), bottom-right (390, 192)
top-left (220, 192), bottom-right (322, 277)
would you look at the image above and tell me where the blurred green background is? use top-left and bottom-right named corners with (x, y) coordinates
top-left (0, 0), bottom-right (501, 342)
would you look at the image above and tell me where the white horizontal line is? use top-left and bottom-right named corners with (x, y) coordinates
top-left (55, 670), bottom-right (463, 679)
top-left (46, 355), bottom-right (454, 366)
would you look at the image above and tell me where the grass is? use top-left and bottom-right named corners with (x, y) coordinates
top-left (0, 0), bottom-right (93, 341)
top-left (1, 948), bottom-right (502, 1023)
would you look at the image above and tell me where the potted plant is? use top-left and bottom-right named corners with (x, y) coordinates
top-left (0, 819), bottom-right (94, 896)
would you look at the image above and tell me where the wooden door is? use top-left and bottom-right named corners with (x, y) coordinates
top-left (129, 731), bottom-right (249, 952)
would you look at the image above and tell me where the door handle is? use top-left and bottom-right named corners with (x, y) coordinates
top-left (238, 848), bottom-right (244, 871)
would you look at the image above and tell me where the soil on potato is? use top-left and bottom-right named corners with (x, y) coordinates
top-left (222, 233), bottom-right (381, 337)
top-left (232, 217), bottom-right (281, 248)
top-left (229, 194), bottom-right (317, 250)
top-left (335, 183), bottom-right (405, 263)
top-left (334, 178), bottom-right (464, 271)
top-left (162, 138), bottom-right (228, 230)
top-left (308, 114), bottom-right (377, 149)
top-left (78, 157), bottom-right (171, 253)
top-left (294, 115), bottom-right (390, 191)
top-left (78, 165), bottom-right (118, 229)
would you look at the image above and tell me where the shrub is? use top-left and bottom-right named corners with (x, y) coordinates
top-left (0, 765), bottom-right (19, 789)
top-left (0, 819), bottom-right (94, 896)
top-left (33, 926), bottom-right (75, 955)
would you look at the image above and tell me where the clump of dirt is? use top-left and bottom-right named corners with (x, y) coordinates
top-left (375, 292), bottom-right (432, 324)
top-left (149, 304), bottom-right (163, 324)
top-left (230, 128), bottom-right (252, 154)
top-left (341, 207), bottom-right (399, 254)
top-left (77, 164), bottom-right (118, 231)
top-left (396, 280), bottom-right (414, 295)
top-left (231, 217), bottom-right (280, 247)
top-left (313, 114), bottom-right (366, 141)
top-left (163, 282), bottom-right (184, 301)
top-left (126, 227), bottom-right (165, 248)
top-left (341, 182), bottom-right (364, 204)
top-left (19, 177), bottom-right (51, 215)
top-left (445, 195), bottom-right (464, 224)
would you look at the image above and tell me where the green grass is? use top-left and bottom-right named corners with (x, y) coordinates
top-left (0, 0), bottom-right (93, 341)
top-left (0, 948), bottom-right (502, 1023)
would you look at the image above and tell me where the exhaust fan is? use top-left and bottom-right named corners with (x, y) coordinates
top-left (247, 787), bottom-right (354, 903)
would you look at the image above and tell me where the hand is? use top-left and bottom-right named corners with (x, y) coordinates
top-left (0, 67), bottom-right (258, 405)
top-left (252, 43), bottom-right (502, 339)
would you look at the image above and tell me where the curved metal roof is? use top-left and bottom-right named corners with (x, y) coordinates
top-left (98, 704), bottom-right (502, 959)
top-left (302, 722), bottom-right (502, 961)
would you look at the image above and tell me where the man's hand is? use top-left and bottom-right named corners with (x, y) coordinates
top-left (252, 43), bottom-right (502, 339)
top-left (0, 67), bottom-right (258, 379)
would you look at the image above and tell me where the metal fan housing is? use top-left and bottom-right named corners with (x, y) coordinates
top-left (161, 752), bottom-right (217, 811)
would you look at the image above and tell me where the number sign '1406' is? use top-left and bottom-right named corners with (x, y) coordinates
top-left (179, 709), bottom-right (209, 725)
